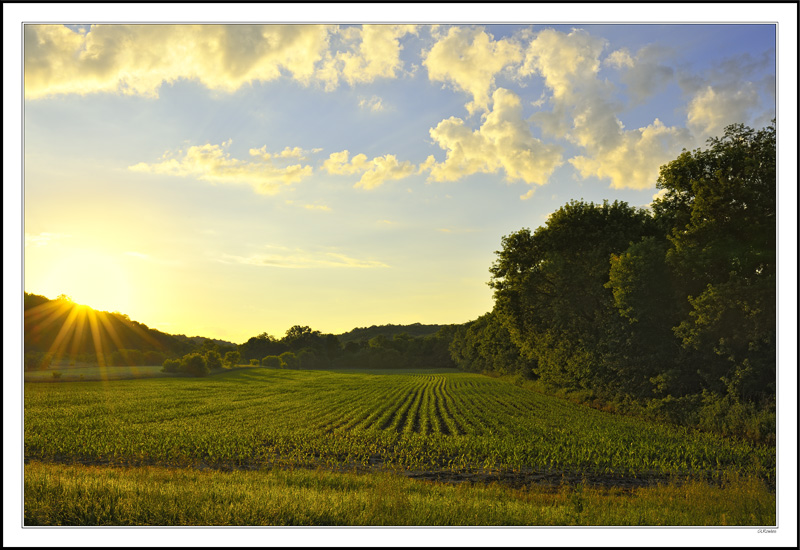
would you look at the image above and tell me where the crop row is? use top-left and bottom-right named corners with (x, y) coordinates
top-left (24, 368), bottom-right (775, 480)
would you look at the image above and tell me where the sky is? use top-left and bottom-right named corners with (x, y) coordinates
top-left (5, 5), bottom-right (799, 548)
top-left (15, 14), bottom-right (785, 348)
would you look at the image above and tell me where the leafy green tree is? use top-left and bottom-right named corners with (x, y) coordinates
top-left (180, 353), bottom-right (209, 377)
top-left (262, 355), bottom-right (281, 368)
top-left (279, 351), bottom-right (298, 369)
top-left (162, 358), bottom-right (181, 373)
top-left (204, 350), bottom-right (223, 370)
top-left (224, 351), bottom-right (240, 368)
top-left (489, 200), bottom-right (656, 394)
top-left (654, 122), bottom-right (776, 402)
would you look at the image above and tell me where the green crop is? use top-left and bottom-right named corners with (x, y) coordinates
top-left (24, 368), bottom-right (774, 482)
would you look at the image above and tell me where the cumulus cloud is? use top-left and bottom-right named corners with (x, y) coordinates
top-left (605, 44), bottom-right (675, 102)
top-left (521, 28), bottom-right (689, 189)
top-left (569, 119), bottom-right (690, 190)
top-left (687, 83), bottom-right (761, 140)
top-left (679, 51), bottom-right (774, 143)
top-left (24, 24), bottom-right (333, 99)
top-left (24, 24), bottom-right (419, 99)
top-left (322, 150), bottom-right (415, 190)
top-left (316, 25), bottom-right (417, 90)
top-left (423, 26), bottom-right (523, 115)
top-left (425, 88), bottom-right (563, 190)
top-left (130, 140), bottom-right (313, 194)
top-left (221, 248), bottom-right (388, 269)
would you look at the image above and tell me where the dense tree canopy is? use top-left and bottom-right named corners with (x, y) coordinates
top-left (450, 122), bottom-right (776, 443)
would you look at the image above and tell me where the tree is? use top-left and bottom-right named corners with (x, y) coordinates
top-left (179, 353), bottom-right (209, 377)
top-left (262, 355), bottom-right (282, 368)
top-left (654, 122), bottom-right (776, 402)
top-left (489, 200), bottom-right (657, 394)
top-left (224, 351), bottom-right (240, 368)
top-left (204, 350), bottom-right (223, 370)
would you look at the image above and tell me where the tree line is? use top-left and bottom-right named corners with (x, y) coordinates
top-left (450, 122), bottom-right (776, 444)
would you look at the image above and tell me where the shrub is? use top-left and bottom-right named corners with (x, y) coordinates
top-left (224, 351), bottom-right (240, 368)
top-left (279, 352), bottom-right (297, 369)
top-left (51, 371), bottom-right (62, 379)
top-left (180, 353), bottom-right (209, 377)
top-left (262, 355), bottom-right (281, 368)
top-left (249, 359), bottom-right (260, 366)
top-left (204, 350), bottom-right (223, 370)
top-left (162, 358), bottom-right (181, 373)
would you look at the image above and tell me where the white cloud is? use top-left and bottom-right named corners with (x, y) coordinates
top-left (605, 44), bottom-right (675, 102)
top-left (423, 26), bottom-right (523, 115)
top-left (322, 150), bottom-right (416, 190)
top-left (221, 249), bottom-right (388, 269)
top-left (358, 95), bottom-right (386, 112)
top-left (316, 25), bottom-right (417, 90)
top-left (25, 232), bottom-right (67, 247)
top-left (24, 24), bottom-right (333, 99)
top-left (426, 88), bottom-right (563, 190)
top-left (687, 83), bottom-right (761, 141)
top-left (24, 24), bottom-right (420, 99)
top-left (130, 140), bottom-right (313, 194)
top-left (569, 119), bottom-right (690, 190)
top-left (520, 28), bottom-right (689, 190)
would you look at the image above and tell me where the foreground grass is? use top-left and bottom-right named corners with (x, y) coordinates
top-left (24, 461), bottom-right (774, 526)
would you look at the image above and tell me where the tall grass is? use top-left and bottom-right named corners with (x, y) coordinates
top-left (24, 461), bottom-right (775, 526)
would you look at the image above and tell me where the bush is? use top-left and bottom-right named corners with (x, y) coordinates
top-left (279, 352), bottom-right (297, 369)
top-left (224, 351), bottom-right (240, 368)
top-left (204, 350), bottom-right (223, 370)
top-left (180, 353), bottom-right (209, 377)
top-left (262, 356), bottom-right (282, 368)
top-left (51, 371), bottom-right (62, 379)
top-left (162, 358), bottom-right (181, 373)
top-left (249, 359), bottom-right (260, 366)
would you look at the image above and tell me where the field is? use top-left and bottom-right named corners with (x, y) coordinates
top-left (23, 367), bottom-right (776, 526)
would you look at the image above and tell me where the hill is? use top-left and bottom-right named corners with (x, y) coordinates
top-left (24, 292), bottom-right (196, 365)
top-left (337, 323), bottom-right (446, 344)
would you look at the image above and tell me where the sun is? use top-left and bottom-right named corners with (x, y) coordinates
top-left (35, 247), bottom-right (134, 315)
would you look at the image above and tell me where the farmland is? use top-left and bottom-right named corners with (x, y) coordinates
top-left (25, 368), bottom-right (774, 498)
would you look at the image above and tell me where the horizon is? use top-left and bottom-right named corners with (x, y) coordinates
top-left (19, 20), bottom-right (780, 344)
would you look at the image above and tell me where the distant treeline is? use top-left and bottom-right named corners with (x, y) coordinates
top-left (449, 123), bottom-right (776, 445)
top-left (239, 325), bottom-right (455, 370)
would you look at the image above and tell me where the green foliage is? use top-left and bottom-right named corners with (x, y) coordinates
top-left (204, 350), bottom-right (223, 370)
top-left (467, 122), bottom-right (776, 443)
top-left (224, 351), bottom-right (240, 368)
top-left (24, 461), bottom-right (775, 526)
top-left (24, 369), bottom-right (774, 482)
top-left (161, 358), bottom-right (181, 373)
top-left (278, 351), bottom-right (297, 369)
top-left (261, 355), bottom-right (282, 368)
top-left (178, 353), bottom-right (209, 377)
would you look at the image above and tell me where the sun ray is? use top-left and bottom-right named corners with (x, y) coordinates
top-left (95, 310), bottom-right (127, 358)
top-left (86, 308), bottom-right (108, 370)
top-left (47, 304), bottom-right (81, 359)
top-left (67, 306), bottom-right (89, 359)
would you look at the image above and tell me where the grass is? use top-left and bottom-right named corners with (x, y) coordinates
top-left (23, 461), bottom-right (775, 526)
top-left (23, 367), bottom-right (776, 526)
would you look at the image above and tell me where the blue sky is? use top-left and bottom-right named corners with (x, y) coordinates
top-left (19, 21), bottom-right (780, 343)
top-left (11, 10), bottom-right (788, 349)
